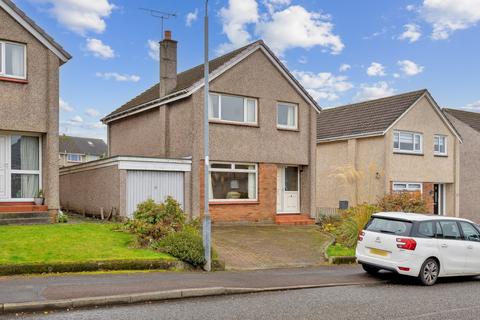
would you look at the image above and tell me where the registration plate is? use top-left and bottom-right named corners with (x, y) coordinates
top-left (370, 248), bottom-right (389, 257)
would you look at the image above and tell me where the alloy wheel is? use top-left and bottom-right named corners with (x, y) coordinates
top-left (423, 261), bottom-right (439, 285)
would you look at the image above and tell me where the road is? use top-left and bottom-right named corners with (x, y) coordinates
top-left (6, 275), bottom-right (480, 320)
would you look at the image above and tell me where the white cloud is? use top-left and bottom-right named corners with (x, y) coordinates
top-left (393, 73), bottom-right (400, 78)
top-left (399, 24), bottom-right (422, 42)
top-left (86, 38), bottom-right (115, 59)
top-left (339, 64), bottom-right (351, 72)
top-left (292, 70), bottom-right (353, 102)
top-left (59, 98), bottom-right (74, 112)
top-left (85, 108), bottom-right (101, 117)
top-left (463, 100), bottom-right (480, 110)
top-left (256, 5), bottom-right (344, 55)
top-left (366, 62), bottom-right (386, 76)
top-left (86, 121), bottom-right (106, 129)
top-left (218, 0), bottom-right (259, 54)
top-left (263, 0), bottom-right (291, 14)
top-left (420, 0), bottom-right (480, 40)
top-left (398, 60), bottom-right (424, 76)
top-left (34, 0), bottom-right (115, 35)
top-left (354, 82), bottom-right (395, 102)
top-left (95, 72), bottom-right (140, 82)
top-left (406, 4), bottom-right (416, 12)
top-left (67, 115), bottom-right (84, 126)
top-left (186, 8), bottom-right (199, 27)
top-left (148, 40), bottom-right (159, 61)
top-left (298, 56), bottom-right (307, 64)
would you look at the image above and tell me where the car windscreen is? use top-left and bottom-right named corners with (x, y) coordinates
top-left (365, 217), bottom-right (413, 236)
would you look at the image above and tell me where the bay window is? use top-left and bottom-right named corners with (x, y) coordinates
top-left (277, 102), bottom-right (298, 129)
top-left (393, 131), bottom-right (422, 154)
top-left (209, 162), bottom-right (257, 201)
top-left (434, 135), bottom-right (447, 155)
top-left (10, 135), bottom-right (40, 198)
top-left (0, 41), bottom-right (26, 79)
top-left (209, 93), bottom-right (257, 124)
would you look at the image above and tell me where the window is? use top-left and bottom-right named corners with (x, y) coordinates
top-left (393, 131), bottom-right (422, 154)
top-left (209, 93), bottom-right (257, 124)
top-left (392, 182), bottom-right (422, 193)
top-left (438, 221), bottom-right (461, 240)
top-left (209, 162), bottom-right (257, 201)
top-left (416, 221), bottom-right (435, 238)
top-left (434, 135), bottom-right (447, 156)
top-left (277, 103), bottom-right (298, 129)
top-left (0, 41), bottom-right (26, 79)
top-left (67, 154), bottom-right (82, 162)
top-left (459, 222), bottom-right (480, 242)
top-left (10, 135), bottom-right (40, 199)
top-left (365, 217), bottom-right (413, 236)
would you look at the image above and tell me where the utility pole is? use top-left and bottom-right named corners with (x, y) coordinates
top-left (203, 0), bottom-right (212, 272)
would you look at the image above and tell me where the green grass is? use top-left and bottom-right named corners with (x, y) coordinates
top-left (0, 223), bottom-right (174, 265)
top-left (326, 243), bottom-right (356, 257)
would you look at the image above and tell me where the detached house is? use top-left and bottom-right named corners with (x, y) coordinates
top-left (316, 90), bottom-right (462, 216)
top-left (444, 109), bottom-right (480, 222)
top-left (59, 135), bottom-right (107, 167)
top-left (100, 32), bottom-right (320, 223)
top-left (0, 0), bottom-right (71, 221)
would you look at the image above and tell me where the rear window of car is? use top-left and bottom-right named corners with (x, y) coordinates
top-left (366, 217), bottom-right (413, 236)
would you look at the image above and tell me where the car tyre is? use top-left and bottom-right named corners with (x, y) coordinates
top-left (418, 258), bottom-right (439, 286)
top-left (362, 264), bottom-right (380, 275)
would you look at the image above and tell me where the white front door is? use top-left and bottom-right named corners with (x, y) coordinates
top-left (276, 166), bottom-right (299, 214)
top-left (0, 135), bottom-right (8, 199)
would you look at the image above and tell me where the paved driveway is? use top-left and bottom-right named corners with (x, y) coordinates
top-left (212, 225), bottom-right (331, 270)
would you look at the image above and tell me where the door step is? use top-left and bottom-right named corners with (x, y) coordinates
top-left (0, 211), bottom-right (52, 225)
top-left (0, 216), bottom-right (52, 225)
top-left (275, 214), bottom-right (315, 225)
top-left (0, 205), bottom-right (48, 213)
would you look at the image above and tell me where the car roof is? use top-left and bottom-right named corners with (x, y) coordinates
top-left (372, 212), bottom-right (473, 223)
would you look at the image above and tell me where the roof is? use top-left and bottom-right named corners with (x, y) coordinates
top-left (103, 40), bottom-right (320, 122)
top-left (316, 89), bottom-right (428, 141)
top-left (59, 135), bottom-right (107, 156)
top-left (443, 108), bottom-right (480, 134)
top-left (0, 0), bottom-right (71, 63)
top-left (373, 212), bottom-right (471, 222)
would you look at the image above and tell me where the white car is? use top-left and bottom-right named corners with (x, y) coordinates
top-left (356, 212), bottom-right (480, 285)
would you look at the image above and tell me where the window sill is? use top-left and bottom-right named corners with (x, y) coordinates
top-left (0, 76), bottom-right (28, 84)
top-left (434, 154), bottom-right (448, 158)
top-left (393, 151), bottom-right (424, 156)
top-left (209, 200), bottom-right (259, 205)
top-left (277, 127), bottom-right (299, 132)
top-left (209, 120), bottom-right (259, 128)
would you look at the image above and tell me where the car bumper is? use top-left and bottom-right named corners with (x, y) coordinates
top-left (356, 253), bottom-right (421, 277)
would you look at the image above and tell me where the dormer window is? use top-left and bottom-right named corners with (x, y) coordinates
top-left (0, 41), bottom-right (26, 79)
top-left (393, 131), bottom-right (422, 154)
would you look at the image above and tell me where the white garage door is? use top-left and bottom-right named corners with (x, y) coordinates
top-left (126, 170), bottom-right (184, 218)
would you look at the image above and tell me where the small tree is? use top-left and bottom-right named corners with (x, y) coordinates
top-left (377, 191), bottom-right (428, 213)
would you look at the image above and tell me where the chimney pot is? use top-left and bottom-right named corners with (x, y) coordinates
top-left (164, 30), bottom-right (172, 40)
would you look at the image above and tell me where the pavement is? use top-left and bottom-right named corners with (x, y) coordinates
top-left (213, 225), bottom-right (331, 270)
top-left (0, 265), bottom-right (385, 314)
top-left (7, 275), bottom-right (480, 319)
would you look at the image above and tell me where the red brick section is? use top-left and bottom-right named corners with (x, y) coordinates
top-left (423, 182), bottom-right (434, 214)
top-left (275, 214), bottom-right (315, 225)
top-left (200, 162), bottom-right (277, 223)
top-left (0, 205), bottom-right (48, 213)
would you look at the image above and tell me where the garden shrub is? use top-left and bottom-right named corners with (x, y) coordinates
top-left (377, 192), bottom-right (427, 213)
top-left (57, 211), bottom-right (68, 223)
top-left (335, 203), bottom-right (379, 248)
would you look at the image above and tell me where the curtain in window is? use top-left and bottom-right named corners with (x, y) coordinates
top-left (287, 106), bottom-right (295, 127)
top-left (20, 136), bottom-right (39, 197)
top-left (248, 172), bottom-right (255, 199)
top-left (208, 173), bottom-right (213, 199)
top-left (21, 175), bottom-right (38, 198)
top-left (5, 43), bottom-right (25, 77)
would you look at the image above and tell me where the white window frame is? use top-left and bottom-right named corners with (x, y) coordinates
top-left (209, 93), bottom-right (258, 125)
top-left (0, 40), bottom-right (27, 80)
top-left (392, 182), bottom-right (423, 193)
top-left (393, 130), bottom-right (423, 154)
top-left (434, 135), bottom-right (448, 156)
top-left (209, 162), bottom-right (258, 202)
top-left (276, 102), bottom-right (298, 130)
top-left (67, 153), bottom-right (83, 163)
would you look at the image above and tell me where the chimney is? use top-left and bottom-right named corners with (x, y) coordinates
top-left (159, 30), bottom-right (177, 97)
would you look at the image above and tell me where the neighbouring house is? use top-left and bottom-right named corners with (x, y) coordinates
top-left (59, 135), bottom-right (107, 167)
top-left (93, 31), bottom-right (320, 224)
top-left (444, 109), bottom-right (480, 222)
top-left (316, 89), bottom-right (462, 216)
top-left (0, 0), bottom-right (71, 222)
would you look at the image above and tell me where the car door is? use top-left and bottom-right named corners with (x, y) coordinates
top-left (458, 221), bottom-right (480, 274)
top-left (436, 221), bottom-right (467, 275)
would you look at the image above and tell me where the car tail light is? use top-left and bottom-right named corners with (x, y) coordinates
top-left (398, 267), bottom-right (410, 271)
top-left (358, 231), bottom-right (365, 241)
top-left (396, 238), bottom-right (417, 250)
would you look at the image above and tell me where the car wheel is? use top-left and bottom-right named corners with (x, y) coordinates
top-left (362, 264), bottom-right (380, 275)
top-left (418, 258), bottom-right (439, 286)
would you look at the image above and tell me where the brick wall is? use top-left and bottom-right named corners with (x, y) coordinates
top-left (423, 182), bottom-right (434, 214)
top-left (199, 162), bottom-right (277, 223)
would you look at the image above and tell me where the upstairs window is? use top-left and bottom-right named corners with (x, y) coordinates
top-left (67, 154), bottom-right (82, 162)
top-left (277, 102), bottom-right (298, 130)
top-left (393, 131), bottom-right (422, 154)
top-left (434, 135), bottom-right (447, 156)
top-left (209, 93), bottom-right (257, 124)
top-left (0, 41), bottom-right (26, 79)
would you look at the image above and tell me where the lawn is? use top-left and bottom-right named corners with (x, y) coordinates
top-left (326, 243), bottom-right (356, 257)
top-left (0, 223), bottom-right (173, 265)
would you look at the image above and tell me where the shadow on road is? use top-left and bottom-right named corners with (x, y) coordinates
top-left (367, 270), bottom-right (480, 286)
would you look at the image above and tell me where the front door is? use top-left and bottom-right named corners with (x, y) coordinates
top-left (0, 135), bottom-right (8, 199)
top-left (276, 166), bottom-right (299, 213)
top-left (433, 184), bottom-right (445, 215)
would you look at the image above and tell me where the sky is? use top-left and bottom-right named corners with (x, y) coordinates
top-left (13, 0), bottom-right (480, 141)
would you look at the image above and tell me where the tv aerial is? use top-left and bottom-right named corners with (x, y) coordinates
top-left (139, 8), bottom-right (177, 36)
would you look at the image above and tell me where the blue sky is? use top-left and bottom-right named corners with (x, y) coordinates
top-left (14, 0), bottom-right (480, 140)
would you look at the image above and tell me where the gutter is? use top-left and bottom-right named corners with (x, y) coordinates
top-left (317, 131), bottom-right (385, 143)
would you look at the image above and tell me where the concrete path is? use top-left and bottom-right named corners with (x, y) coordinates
top-left (213, 225), bottom-right (330, 270)
top-left (0, 265), bottom-right (382, 304)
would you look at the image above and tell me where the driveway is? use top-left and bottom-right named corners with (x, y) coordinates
top-left (212, 225), bottom-right (331, 270)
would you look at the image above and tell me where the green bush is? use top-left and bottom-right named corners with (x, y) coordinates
top-left (57, 211), bottom-right (68, 223)
top-left (154, 227), bottom-right (206, 267)
top-left (377, 192), bottom-right (427, 213)
top-left (335, 203), bottom-right (379, 248)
